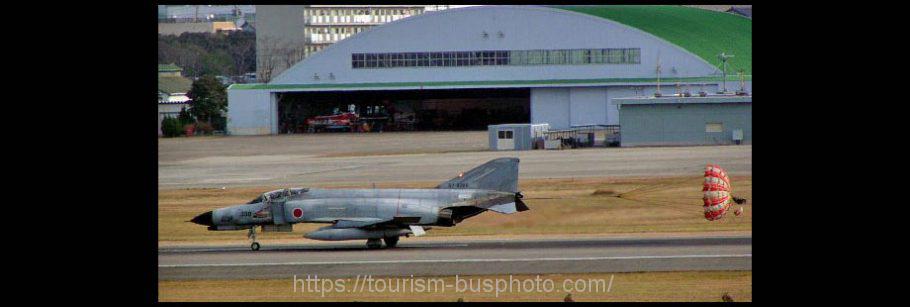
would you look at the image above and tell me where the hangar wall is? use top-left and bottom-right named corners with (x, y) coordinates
top-left (530, 88), bottom-right (569, 128)
top-left (618, 100), bottom-right (752, 147)
top-left (569, 88), bottom-right (608, 127)
top-left (227, 90), bottom-right (278, 135)
top-left (529, 82), bottom-right (742, 129)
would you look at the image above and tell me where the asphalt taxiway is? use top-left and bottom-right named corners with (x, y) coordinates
top-left (159, 235), bottom-right (751, 280)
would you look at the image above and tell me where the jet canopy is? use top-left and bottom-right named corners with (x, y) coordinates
top-left (246, 188), bottom-right (309, 204)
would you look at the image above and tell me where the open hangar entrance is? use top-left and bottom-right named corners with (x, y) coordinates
top-left (276, 88), bottom-right (530, 133)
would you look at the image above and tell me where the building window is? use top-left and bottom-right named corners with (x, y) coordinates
top-left (706, 123), bottom-right (724, 133)
top-left (498, 130), bottom-right (513, 139)
top-left (352, 48), bottom-right (641, 69)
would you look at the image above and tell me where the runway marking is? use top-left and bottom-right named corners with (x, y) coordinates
top-left (159, 253), bottom-right (751, 268)
top-left (159, 236), bottom-right (751, 253)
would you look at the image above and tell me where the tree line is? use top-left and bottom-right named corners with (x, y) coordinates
top-left (158, 31), bottom-right (256, 78)
top-left (161, 75), bottom-right (228, 137)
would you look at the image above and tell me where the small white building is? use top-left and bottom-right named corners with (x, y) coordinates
top-left (489, 123), bottom-right (549, 151)
top-left (158, 64), bottom-right (193, 135)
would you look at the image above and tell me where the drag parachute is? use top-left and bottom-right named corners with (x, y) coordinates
top-left (703, 164), bottom-right (733, 221)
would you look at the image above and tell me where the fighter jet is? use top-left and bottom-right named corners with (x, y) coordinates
top-left (190, 158), bottom-right (528, 250)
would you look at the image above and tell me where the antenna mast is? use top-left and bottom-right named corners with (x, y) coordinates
top-left (655, 53), bottom-right (662, 97)
top-left (739, 70), bottom-right (746, 93)
top-left (717, 52), bottom-right (735, 93)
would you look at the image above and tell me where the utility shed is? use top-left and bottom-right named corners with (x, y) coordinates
top-left (489, 123), bottom-right (549, 151)
top-left (616, 95), bottom-right (751, 147)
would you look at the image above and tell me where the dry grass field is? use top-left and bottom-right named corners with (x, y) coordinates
top-left (158, 271), bottom-right (752, 302)
top-left (159, 175), bottom-right (751, 246)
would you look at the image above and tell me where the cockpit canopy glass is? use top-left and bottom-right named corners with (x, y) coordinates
top-left (246, 188), bottom-right (308, 204)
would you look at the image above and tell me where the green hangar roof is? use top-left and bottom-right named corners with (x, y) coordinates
top-left (553, 5), bottom-right (752, 74)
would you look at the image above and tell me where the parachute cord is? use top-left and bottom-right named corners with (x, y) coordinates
top-left (619, 176), bottom-right (699, 198)
top-left (620, 195), bottom-right (701, 216)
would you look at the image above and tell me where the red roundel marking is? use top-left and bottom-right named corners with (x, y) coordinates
top-left (292, 208), bottom-right (303, 219)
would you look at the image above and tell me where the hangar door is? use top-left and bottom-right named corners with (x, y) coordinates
top-left (276, 88), bottom-right (530, 133)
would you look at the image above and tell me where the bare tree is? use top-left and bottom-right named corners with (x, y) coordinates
top-left (257, 36), bottom-right (279, 82)
top-left (281, 41), bottom-right (307, 73)
top-left (257, 35), bottom-right (307, 83)
top-left (229, 32), bottom-right (255, 76)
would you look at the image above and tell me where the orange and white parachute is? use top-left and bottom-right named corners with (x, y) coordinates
top-left (703, 164), bottom-right (733, 221)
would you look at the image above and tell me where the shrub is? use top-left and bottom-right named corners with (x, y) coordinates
top-left (210, 115), bottom-right (227, 132)
top-left (161, 117), bottom-right (183, 137)
top-left (183, 123), bottom-right (197, 136)
top-left (178, 107), bottom-right (194, 126)
top-left (195, 121), bottom-right (214, 135)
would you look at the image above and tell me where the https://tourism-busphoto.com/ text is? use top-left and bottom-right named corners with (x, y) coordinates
top-left (292, 274), bottom-right (615, 298)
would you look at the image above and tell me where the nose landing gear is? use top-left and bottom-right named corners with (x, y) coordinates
top-left (248, 227), bottom-right (260, 251)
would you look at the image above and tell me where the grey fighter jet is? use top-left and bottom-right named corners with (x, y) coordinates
top-left (190, 158), bottom-right (528, 250)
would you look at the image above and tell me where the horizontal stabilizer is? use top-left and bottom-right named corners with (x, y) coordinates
top-left (487, 198), bottom-right (529, 213)
top-left (516, 197), bottom-right (530, 212)
top-left (488, 202), bottom-right (519, 214)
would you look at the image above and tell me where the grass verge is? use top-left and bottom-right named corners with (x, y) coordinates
top-left (159, 270), bottom-right (752, 302)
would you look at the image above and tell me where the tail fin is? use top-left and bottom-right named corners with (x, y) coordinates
top-left (436, 158), bottom-right (519, 192)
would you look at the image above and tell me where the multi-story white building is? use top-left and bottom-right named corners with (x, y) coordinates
top-left (256, 5), bottom-right (464, 82)
top-left (301, 6), bottom-right (427, 57)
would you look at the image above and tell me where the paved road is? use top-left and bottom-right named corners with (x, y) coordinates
top-left (159, 235), bottom-right (751, 280)
top-left (159, 144), bottom-right (751, 189)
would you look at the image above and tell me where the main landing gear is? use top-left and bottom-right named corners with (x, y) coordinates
top-left (383, 236), bottom-right (399, 248)
top-left (366, 237), bottom-right (399, 249)
top-left (248, 227), bottom-right (260, 251)
top-left (366, 238), bottom-right (382, 249)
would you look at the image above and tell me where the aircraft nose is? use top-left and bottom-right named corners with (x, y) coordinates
top-left (190, 211), bottom-right (214, 226)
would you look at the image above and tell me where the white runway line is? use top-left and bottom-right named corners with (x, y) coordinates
top-left (159, 253), bottom-right (752, 268)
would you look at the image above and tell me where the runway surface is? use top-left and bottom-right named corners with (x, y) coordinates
top-left (159, 141), bottom-right (751, 189)
top-left (159, 235), bottom-right (751, 280)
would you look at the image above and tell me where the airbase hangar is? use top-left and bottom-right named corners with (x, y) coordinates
top-left (226, 5), bottom-right (752, 144)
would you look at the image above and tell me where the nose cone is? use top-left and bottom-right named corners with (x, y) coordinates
top-left (190, 211), bottom-right (214, 226)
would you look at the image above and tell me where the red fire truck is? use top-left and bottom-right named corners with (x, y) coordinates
top-left (304, 112), bottom-right (391, 133)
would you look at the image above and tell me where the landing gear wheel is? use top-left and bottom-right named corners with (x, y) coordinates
top-left (248, 227), bottom-right (260, 251)
top-left (383, 237), bottom-right (399, 248)
top-left (366, 238), bottom-right (382, 249)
